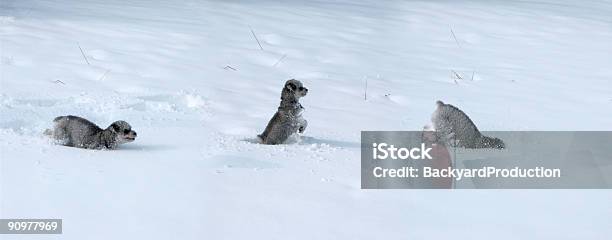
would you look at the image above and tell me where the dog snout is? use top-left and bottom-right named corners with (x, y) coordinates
top-left (303, 88), bottom-right (308, 92)
top-left (132, 131), bottom-right (137, 137)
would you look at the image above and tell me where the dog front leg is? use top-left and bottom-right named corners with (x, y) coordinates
top-left (298, 118), bottom-right (308, 133)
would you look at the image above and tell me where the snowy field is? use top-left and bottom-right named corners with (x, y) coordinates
top-left (1, 0), bottom-right (611, 239)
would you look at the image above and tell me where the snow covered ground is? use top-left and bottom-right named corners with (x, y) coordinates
top-left (1, 0), bottom-right (611, 239)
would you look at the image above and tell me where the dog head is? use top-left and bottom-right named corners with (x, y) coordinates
top-left (282, 79), bottom-right (308, 100)
top-left (109, 120), bottom-right (137, 143)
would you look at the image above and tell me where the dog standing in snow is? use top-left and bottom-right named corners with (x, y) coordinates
top-left (258, 79), bottom-right (308, 144)
top-left (430, 100), bottom-right (504, 149)
top-left (44, 115), bottom-right (137, 149)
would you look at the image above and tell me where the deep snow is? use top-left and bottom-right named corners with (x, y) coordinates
top-left (1, 0), bottom-right (611, 239)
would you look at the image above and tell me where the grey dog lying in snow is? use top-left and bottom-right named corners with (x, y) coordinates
top-left (258, 79), bottom-right (308, 145)
top-left (430, 100), bottom-right (504, 149)
top-left (44, 115), bottom-right (137, 149)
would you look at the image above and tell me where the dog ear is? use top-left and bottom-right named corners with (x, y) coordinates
top-left (285, 82), bottom-right (297, 92)
top-left (109, 123), bottom-right (121, 132)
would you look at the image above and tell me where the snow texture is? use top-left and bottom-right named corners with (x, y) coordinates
top-left (1, 0), bottom-right (611, 239)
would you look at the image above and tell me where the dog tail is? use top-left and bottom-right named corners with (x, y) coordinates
top-left (480, 135), bottom-right (505, 149)
top-left (43, 128), bottom-right (53, 136)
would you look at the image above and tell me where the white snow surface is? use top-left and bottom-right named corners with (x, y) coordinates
top-left (1, 0), bottom-right (611, 239)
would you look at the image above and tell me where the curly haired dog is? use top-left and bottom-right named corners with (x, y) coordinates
top-left (45, 115), bottom-right (137, 149)
top-left (431, 101), bottom-right (504, 149)
top-left (258, 79), bottom-right (308, 144)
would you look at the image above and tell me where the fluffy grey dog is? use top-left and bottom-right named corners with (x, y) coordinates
top-left (258, 79), bottom-right (308, 145)
top-left (45, 115), bottom-right (137, 149)
top-left (431, 100), bottom-right (504, 149)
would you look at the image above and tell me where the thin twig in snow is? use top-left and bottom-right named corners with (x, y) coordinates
top-left (450, 26), bottom-right (478, 82)
top-left (249, 26), bottom-right (264, 51)
top-left (224, 65), bottom-right (237, 71)
top-left (364, 78), bottom-right (368, 101)
top-left (273, 54), bottom-right (287, 67)
top-left (77, 42), bottom-right (90, 65)
top-left (52, 79), bottom-right (65, 85)
top-left (450, 27), bottom-right (461, 48)
top-left (451, 70), bottom-right (463, 80)
top-left (98, 69), bottom-right (111, 81)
